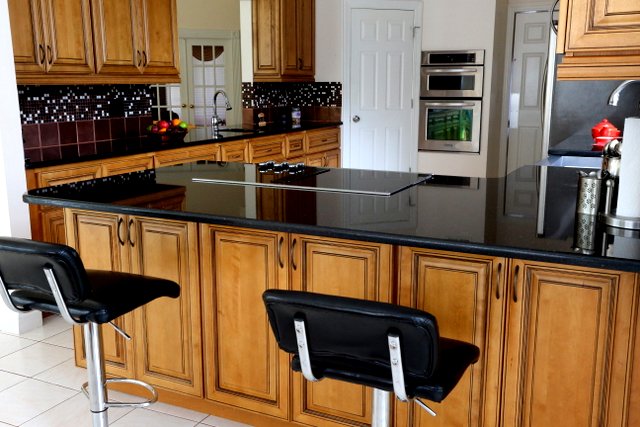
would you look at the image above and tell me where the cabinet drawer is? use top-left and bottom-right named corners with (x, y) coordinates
top-left (101, 154), bottom-right (154, 176)
top-left (250, 135), bottom-right (285, 163)
top-left (285, 132), bottom-right (306, 158)
top-left (220, 141), bottom-right (248, 163)
top-left (35, 163), bottom-right (102, 188)
top-left (306, 128), bottom-right (340, 154)
top-left (155, 144), bottom-right (220, 167)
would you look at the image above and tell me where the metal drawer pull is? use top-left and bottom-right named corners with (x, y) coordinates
top-left (277, 236), bottom-right (284, 268)
top-left (513, 265), bottom-right (520, 303)
top-left (291, 238), bottom-right (297, 270)
top-left (38, 45), bottom-right (45, 64)
top-left (128, 219), bottom-right (135, 247)
top-left (117, 218), bottom-right (125, 246)
top-left (496, 262), bottom-right (502, 300)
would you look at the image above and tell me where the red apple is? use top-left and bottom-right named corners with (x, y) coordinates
top-left (158, 120), bottom-right (170, 129)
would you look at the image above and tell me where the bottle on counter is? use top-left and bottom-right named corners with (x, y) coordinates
top-left (291, 107), bottom-right (301, 128)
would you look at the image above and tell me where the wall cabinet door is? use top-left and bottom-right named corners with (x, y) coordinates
top-left (252, 0), bottom-right (281, 80)
top-left (10, 0), bottom-right (95, 77)
top-left (557, 0), bottom-right (640, 79)
top-left (200, 225), bottom-right (290, 418)
top-left (501, 261), bottom-right (638, 427)
top-left (396, 247), bottom-right (507, 427)
top-left (138, 0), bottom-right (180, 77)
top-left (90, 0), bottom-right (140, 75)
top-left (281, 0), bottom-right (314, 79)
top-left (290, 234), bottom-right (393, 427)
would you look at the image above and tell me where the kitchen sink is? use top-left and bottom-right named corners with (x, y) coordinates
top-left (536, 155), bottom-right (602, 169)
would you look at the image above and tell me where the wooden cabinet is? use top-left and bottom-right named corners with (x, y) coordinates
top-left (285, 132), bottom-right (306, 159)
top-left (9, 0), bottom-right (95, 78)
top-left (65, 209), bottom-right (203, 396)
top-left (200, 225), bottom-right (290, 418)
top-left (396, 248), bottom-right (506, 427)
top-left (100, 153), bottom-right (154, 176)
top-left (252, 0), bottom-right (315, 82)
top-left (154, 144), bottom-right (220, 168)
top-left (501, 260), bottom-right (638, 427)
top-left (249, 135), bottom-right (285, 163)
top-left (557, 0), bottom-right (640, 79)
top-left (290, 234), bottom-right (393, 427)
top-left (9, 0), bottom-right (179, 83)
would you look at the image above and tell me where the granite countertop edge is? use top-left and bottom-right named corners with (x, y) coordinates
top-left (23, 192), bottom-right (640, 274)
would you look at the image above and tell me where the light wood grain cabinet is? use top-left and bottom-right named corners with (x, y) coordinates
top-left (249, 135), bottom-right (286, 163)
top-left (9, 0), bottom-right (95, 78)
top-left (396, 248), bottom-right (506, 427)
top-left (65, 209), bottom-right (203, 396)
top-left (154, 144), bottom-right (220, 168)
top-left (557, 0), bottom-right (640, 79)
top-left (501, 261), bottom-right (638, 427)
top-left (290, 234), bottom-right (393, 427)
top-left (252, 0), bottom-right (315, 82)
top-left (9, 0), bottom-right (179, 83)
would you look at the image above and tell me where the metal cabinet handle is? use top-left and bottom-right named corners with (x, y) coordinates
top-left (352, 115), bottom-right (360, 123)
top-left (127, 219), bottom-right (135, 247)
top-left (143, 50), bottom-right (147, 67)
top-left (298, 58), bottom-right (303, 70)
top-left (137, 50), bottom-right (142, 67)
top-left (427, 68), bottom-right (479, 73)
top-left (277, 236), bottom-right (284, 268)
top-left (38, 44), bottom-right (45, 64)
top-left (513, 265), bottom-right (520, 303)
top-left (117, 218), bottom-right (125, 246)
top-left (496, 262), bottom-right (502, 300)
top-left (46, 45), bottom-right (53, 65)
top-left (291, 238), bottom-right (297, 270)
top-left (424, 102), bottom-right (476, 108)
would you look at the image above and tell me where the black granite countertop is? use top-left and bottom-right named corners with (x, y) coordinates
top-left (25, 122), bottom-right (342, 169)
top-left (23, 162), bottom-right (640, 273)
top-left (548, 134), bottom-right (601, 157)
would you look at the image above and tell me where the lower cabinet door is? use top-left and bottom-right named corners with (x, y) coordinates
top-left (396, 247), bottom-right (506, 427)
top-left (65, 209), bottom-right (135, 379)
top-left (200, 225), bottom-right (290, 419)
top-left (502, 261), bottom-right (638, 427)
top-left (290, 234), bottom-right (393, 427)
top-left (130, 217), bottom-right (203, 396)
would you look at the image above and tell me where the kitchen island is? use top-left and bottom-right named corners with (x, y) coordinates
top-left (24, 162), bottom-right (640, 427)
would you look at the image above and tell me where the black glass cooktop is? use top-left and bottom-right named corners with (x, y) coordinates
top-left (191, 162), bottom-right (431, 196)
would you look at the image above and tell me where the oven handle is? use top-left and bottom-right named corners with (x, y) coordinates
top-left (423, 101), bottom-right (478, 108)
top-left (424, 68), bottom-right (480, 73)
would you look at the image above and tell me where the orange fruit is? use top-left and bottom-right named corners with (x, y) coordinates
top-left (158, 128), bottom-right (167, 133)
top-left (171, 118), bottom-right (182, 127)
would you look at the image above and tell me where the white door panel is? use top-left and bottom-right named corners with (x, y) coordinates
top-left (346, 8), bottom-right (416, 172)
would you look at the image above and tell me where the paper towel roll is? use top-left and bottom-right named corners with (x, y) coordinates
top-left (617, 117), bottom-right (640, 218)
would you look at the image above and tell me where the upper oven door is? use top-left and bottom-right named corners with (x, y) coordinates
top-left (420, 66), bottom-right (484, 98)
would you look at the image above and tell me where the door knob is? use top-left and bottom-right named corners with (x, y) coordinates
top-left (352, 115), bottom-right (360, 123)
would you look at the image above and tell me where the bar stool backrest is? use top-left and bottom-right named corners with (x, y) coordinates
top-left (0, 237), bottom-right (89, 304)
top-left (263, 289), bottom-right (440, 380)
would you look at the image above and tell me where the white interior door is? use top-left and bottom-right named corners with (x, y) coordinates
top-left (506, 11), bottom-right (550, 174)
top-left (346, 8), bottom-right (417, 172)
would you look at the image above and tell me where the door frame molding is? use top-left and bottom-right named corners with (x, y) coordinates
top-left (342, 0), bottom-right (423, 172)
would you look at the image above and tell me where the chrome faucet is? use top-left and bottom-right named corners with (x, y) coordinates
top-left (211, 90), bottom-right (232, 134)
top-left (608, 80), bottom-right (640, 106)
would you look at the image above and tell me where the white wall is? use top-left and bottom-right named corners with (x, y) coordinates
top-left (177, 0), bottom-right (240, 30)
top-left (315, 0), bottom-right (343, 82)
top-left (0, 0), bottom-right (43, 334)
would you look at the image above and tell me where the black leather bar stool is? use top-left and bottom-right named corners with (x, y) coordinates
top-left (263, 289), bottom-right (480, 426)
top-left (0, 237), bottom-right (180, 427)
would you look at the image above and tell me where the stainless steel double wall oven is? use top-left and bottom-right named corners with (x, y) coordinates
top-left (419, 50), bottom-right (484, 153)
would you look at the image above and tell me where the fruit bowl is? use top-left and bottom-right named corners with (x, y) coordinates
top-left (147, 119), bottom-right (191, 143)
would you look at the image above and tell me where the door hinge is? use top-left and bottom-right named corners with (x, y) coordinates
top-left (413, 26), bottom-right (421, 39)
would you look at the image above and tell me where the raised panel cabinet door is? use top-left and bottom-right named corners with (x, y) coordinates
top-left (130, 217), bottom-right (203, 396)
top-left (40, 0), bottom-right (95, 74)
top-left (280, 0), bottom-right (299, 75)
top-left (502, 261), bottom-right (638, 427)
top-left (563, 0), bottom-right (640, 54)
top-left (64, 209), bottom-right (135, 379)
top-left (9, 0), bottom-right (46, 74)
top-left (138, 0), bottom-right (180, 77)
top-left (296, 0), bottom-right (314, 77)
top-left (290, 234), bottom-right (393, 427)
top-left (100, 154), bottom-right (154, 176)
top-left (252, 0), bottom-right (281, 79)
top-left (396, 248), bottom-right (507, 427)
top-left (90, 0), bottom-right (140, 74)
top-left (40, 206), bottom-right (66, 244)
top-left (200, 225), bottom-right (290, 418)
top-left (323, 149), bottom-right (340, 168)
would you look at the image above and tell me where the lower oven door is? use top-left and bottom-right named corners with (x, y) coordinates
top-left (419, 100), bottom-right (481, 153)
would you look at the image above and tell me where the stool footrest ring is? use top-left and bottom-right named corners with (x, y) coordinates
top-left (82, 378), bottom-right (159, 409)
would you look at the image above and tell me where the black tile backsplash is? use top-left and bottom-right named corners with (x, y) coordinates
top-left (242, 82), bottom-right (342, 108)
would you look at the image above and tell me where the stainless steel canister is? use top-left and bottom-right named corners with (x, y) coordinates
top-left (576, 171), bottom-right (602, 215)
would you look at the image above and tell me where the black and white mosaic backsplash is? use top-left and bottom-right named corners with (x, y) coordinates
top-left (242, 82), bottom-right (342, 109)
top-left (18, 85), bottom-right (152, 124)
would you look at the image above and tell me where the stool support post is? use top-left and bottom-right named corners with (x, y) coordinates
top-left (83, 322), bottom-right (109, 427)
top-left (372, 389), bottom-right (392, 427)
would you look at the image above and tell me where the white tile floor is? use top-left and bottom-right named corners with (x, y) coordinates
top-left (0, 316), bottom-right (253, 427)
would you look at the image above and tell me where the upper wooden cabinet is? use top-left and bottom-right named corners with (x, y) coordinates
top-left (9, 0), bottom-right (180, 83)
top-left (252, 0), bottom-right (315, 82)
top-left (9, 0), bottom-right (95, 77)
top-left (557, 0), bottom-right (640, 79)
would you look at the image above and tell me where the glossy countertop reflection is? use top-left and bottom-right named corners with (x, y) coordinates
top-left (24, 162), bottom-right (640, 272)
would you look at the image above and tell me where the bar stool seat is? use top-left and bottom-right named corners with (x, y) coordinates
top-left (0, 237), bottom-right (180, 427)
top-left (263, 289), bottom-right (480, 426)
